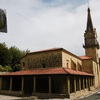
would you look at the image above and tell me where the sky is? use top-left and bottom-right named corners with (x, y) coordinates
top-left (0, 0), bottom-right (100, 56)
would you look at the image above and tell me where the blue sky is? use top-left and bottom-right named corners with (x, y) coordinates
top-left (0, 0), bottom-right (100, 56)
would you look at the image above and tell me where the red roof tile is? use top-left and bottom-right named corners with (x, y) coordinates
top-left (63, 68), bottom-right (93, 76)
top-left (0, 67), bottom-right (93, 76)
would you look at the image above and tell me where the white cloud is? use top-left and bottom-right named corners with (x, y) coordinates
top-left (0, 0), bottom-right (100, 56)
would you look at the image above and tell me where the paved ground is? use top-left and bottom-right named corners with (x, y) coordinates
top-left (79, 92), bottom-right (100, 100)
top-left (38, 98), bottom-right (70, 100)
top-left (0, 95), bottom-right (70, 100)
top-left (0, 95), bottom-right (37, 100)
top-left (78, 90), bottom-right (100, 100)
top-left (0, 95), bottom-right (22, 100)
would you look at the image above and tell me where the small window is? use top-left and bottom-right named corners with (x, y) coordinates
top-left (66, 60), bottom-right (69, 68)
top-left (23, 62), bottom-right (25, 67)
top-left (42, 63), bottom-right (46, 68)
top-left (67, 63), bottom-right (69, 68)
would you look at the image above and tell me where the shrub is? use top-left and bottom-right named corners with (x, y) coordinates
top-left (0, 65), bottom-right (4, 71)
top-left (3, 66), bottom-right (12, 72)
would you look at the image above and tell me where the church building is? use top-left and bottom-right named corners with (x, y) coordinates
top-left (0, 7), bottom-right (99, 99)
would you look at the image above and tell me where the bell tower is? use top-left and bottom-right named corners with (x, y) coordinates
top-left (83, 7), bottom-right (99, 63)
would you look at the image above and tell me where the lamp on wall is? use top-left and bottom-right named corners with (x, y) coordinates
top-left (0, 8), bottom-right (7, 33)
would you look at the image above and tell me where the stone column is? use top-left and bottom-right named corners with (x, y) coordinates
top-left (33, 76), bottom-right (36, 93)
top-left (90, 77), bottom-right (92, 86)
top-left (83, 77), bottom-right (85, 90)
top-left (0, 77), bottom-right (2, 90)
top-left (86, 77), bottom-right (88, 88)
top-left (49, 76), bottom-right (51, 93)
top-left (88, 77), bottom-right (90, 88)
top-left (92, 77), bottom-right (95, 87)
top-left (10, 77), bottom-right (12, 91)
top-left (89, 77), bottom-right (90, 87)
top-left (79, 77), bottom-right (81, 91)
top-left (74, 76), bottom-right (76, 93)
top-left (21, 77), bottom-right (24, 94)
top-left (66, 76), bottom-right (70, 96)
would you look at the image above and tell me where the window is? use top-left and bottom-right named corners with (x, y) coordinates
top-left (77, 62), bottom-right (82, 71)
top-left (71, 59), bottom-right (76, 70)
top-left (67, 63), bottom-right (69, 68)
top-left (66, 60), bottom-right (69, 68)
top-left (23, 62), bottom-right (25, 67)
top-left (42, 63), bottom-right (46, 68)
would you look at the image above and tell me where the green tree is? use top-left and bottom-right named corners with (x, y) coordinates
top-left (9, 46), bottom-right (26, 71)
top-left (0, 43), bottom-right (29, 72)
top-left (0, 43), bottom-right (11, 66)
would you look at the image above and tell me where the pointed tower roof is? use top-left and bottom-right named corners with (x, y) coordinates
top-left (83, 7), bottom-right (99, 49)
top-left (86, 7), bottom-right (94, 31)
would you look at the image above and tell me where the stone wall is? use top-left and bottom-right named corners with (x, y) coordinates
top-left (85, 47), bottom-right (99, 63)
top-left (62, 52), bottom-right (82, 70)
top-left (82, 59), bottom-right (93, 73)
top-left (20, 50), bottom-right (62, 69)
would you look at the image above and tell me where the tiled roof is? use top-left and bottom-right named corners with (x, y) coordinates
top-left (21, 48), bottom-right (62, 58)
top-left (0, 67), bottom-right (93, 76)
top-left (79, 55), bottom-right (92, 60)
top-left (29, 48), bottom-right (62, 54)
top-left (21, 48), bottom-right (81, 60)
top-left (63, 68), bottom-right (93, 76)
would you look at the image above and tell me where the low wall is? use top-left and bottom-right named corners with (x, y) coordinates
top-left (16, 96), bottom-right (38, 100)
top-left (0, 90), bottom-right (23, 96)
top-left (0, 86), bottom-right (95, 99)
top-left (70, 89), bottom-right (89, 100)
top-left (32, 93), bottom-right (69, 99)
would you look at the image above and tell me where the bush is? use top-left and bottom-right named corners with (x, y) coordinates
top-left (3, 66), bottom-right (12, 72)
top-left (0, 65), bottom-right (4, 71)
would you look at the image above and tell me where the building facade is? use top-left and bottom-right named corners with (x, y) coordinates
top-left (0, 7), bottom-right (99, 99)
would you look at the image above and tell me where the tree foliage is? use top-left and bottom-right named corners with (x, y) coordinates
top-left (0, 65), bottom-right (12, 72)
top-left (3, 66), bottom-right (12, 72)
top-left (0, 43), bottom-right (11, 66)
top-left (9, 46), bottom-right (25, 71)
top-left (0, 42), bottom-right (29, 72)
top-left (0, 65), bottom-right (3, 71)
